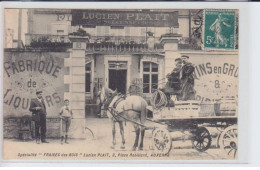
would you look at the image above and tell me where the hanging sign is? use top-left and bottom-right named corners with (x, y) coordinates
top-left (71, 10), bottom-right (179, 27)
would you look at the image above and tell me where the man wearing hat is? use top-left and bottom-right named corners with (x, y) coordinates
top-left (166, 58), bottom-right (182, 95)
top-left (179, 55), bottom-right (196, 100)
top-left (29, 90), bottom-right (48, 144)
top-left (160, 58), bottom-right (183, 103)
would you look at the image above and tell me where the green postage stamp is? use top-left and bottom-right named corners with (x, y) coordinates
top-left (204, 10), bottom-right (236, 50)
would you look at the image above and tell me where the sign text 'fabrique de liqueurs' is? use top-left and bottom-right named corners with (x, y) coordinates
top-left (71, 10), bottom-right (179, 27)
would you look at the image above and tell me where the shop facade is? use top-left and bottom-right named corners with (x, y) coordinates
top-left (3, 9), bottom-right (238, 139)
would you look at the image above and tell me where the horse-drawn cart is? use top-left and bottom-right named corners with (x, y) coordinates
top-left (99, 87), bottom-right (238, 158)
top-left (147, 98), bottom-right (238, 158)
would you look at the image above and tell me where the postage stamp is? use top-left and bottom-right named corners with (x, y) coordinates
top-left (204, 10), bottom-right (236, 50)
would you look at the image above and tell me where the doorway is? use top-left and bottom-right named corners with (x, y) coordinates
top-left (109, 70), bottom-right (127, 94)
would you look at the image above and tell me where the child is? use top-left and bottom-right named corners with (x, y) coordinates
top-left (59, 99), bottom-right (73, 144)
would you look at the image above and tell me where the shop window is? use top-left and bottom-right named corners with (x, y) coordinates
top-left (152, 63), bottom-right (158, 72)
top-left (85, 62), bottom-right (92, 93)
top-left (143, 62), bottom-right (150, 72)
top-left (142, 62), bottom-right (158, 93)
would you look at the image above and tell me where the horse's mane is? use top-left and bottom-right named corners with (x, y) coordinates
top-left (103, 87), bottom-right (115, 96)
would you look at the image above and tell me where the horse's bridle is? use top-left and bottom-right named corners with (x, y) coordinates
top-left (98, 91), bottom-right (117, 110)
top-left (98, 92), bottom-right (125, 122)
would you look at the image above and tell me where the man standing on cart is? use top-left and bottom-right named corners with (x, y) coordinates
top-left (166, 58), bottom-right (182, 100)
top-left (179, 55), bottom-right (196, 100)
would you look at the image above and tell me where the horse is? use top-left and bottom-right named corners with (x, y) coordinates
top-left (98, 87), bottom-right (148, 151)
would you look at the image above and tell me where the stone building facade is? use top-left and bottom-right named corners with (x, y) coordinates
top-left (3, 9), bottom-right (238, 139)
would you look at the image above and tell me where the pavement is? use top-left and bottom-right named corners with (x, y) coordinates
top-left (3, 117), bottom-right (234, 160)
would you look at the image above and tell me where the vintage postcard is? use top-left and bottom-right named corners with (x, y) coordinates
top-left (2, 7), bottom-right (238, 161)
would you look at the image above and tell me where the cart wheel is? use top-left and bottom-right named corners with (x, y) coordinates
top-left (219, 125), bottom-right (238, 159)
top-left (191, 127), bottom-right (212, 152)
top-left (152, 128), bottom-right (172, 154)
top-left (85, 127), bottom-right (95, 140)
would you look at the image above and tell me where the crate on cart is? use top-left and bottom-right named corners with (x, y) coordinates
top-left (174, 100), bottom-right (200, 117)
top-left (149, 100), bottom-right (201, 120)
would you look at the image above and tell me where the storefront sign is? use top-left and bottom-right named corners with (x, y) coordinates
top-left (194, 62), bottom-right (238, 102)
top-left (71, 10), bottom-right (179, 27)
top-left (188, 54), bottom-right (238, 103)
top-left (191, 55), bottom-right (238, 102)
top-left (3, 52), bottom-right (68, 117)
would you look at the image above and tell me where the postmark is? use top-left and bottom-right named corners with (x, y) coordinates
top-left (204, 10), bottom-right (236, 50)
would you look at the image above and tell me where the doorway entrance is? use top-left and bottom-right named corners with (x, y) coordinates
top-left (109, 69), bottom-right (127, 94)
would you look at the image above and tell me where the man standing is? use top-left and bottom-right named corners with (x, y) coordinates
top-left (161, 58), bottom-right (183, 102)
top-left (179, 55), bottom-right (196, 100)
top-left (167, 58), bottom-right (182, 92)
top-left (29, 90), bottom-right (48, 144)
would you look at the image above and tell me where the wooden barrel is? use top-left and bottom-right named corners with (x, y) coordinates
top-left (217, 96), bottom-right (237, 116)
top-left (199, 103), bottom-right (216, 117)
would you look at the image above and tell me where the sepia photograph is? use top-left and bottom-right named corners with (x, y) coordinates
top-left (3, 7), bottom-right (239, 161)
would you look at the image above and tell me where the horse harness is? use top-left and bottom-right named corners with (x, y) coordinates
top-left (108, 94), bottom-right (126, 122)
top-left (108, 95), bottom-right (143, 125)
top-left (100, 91), bottom-right (144, 126)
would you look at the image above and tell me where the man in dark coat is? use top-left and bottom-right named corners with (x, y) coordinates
top-left (162, 58), bottom-right (182, 102)
top-left (29, 90), bottom-right (48, 144)
top-left (167, 58), bottom-right (182, 93)
top-left (179, 55), bottom-right (196, 100)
